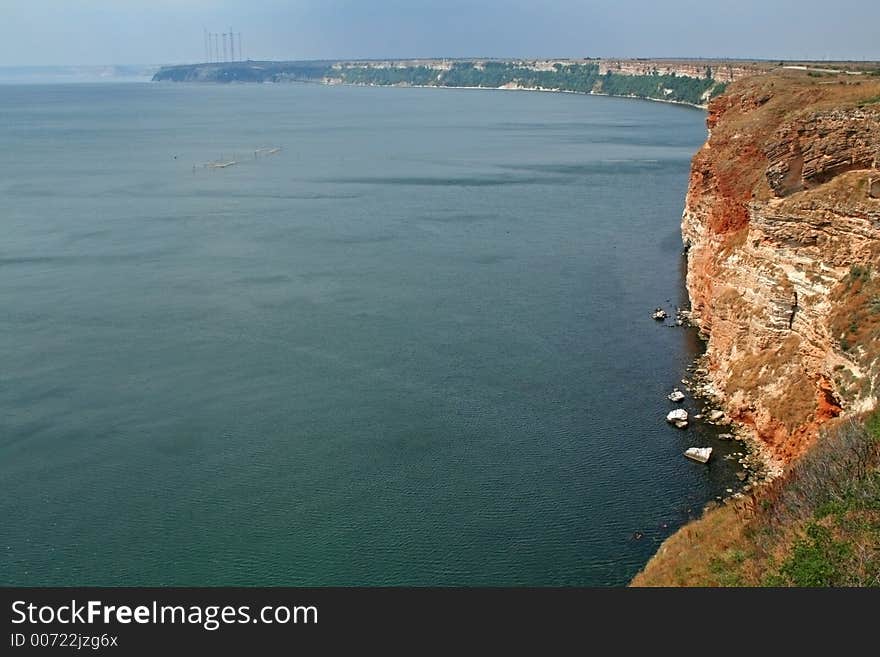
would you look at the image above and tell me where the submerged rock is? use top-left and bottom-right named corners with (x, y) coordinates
top-left (652, 308), bottom-right (668, 321)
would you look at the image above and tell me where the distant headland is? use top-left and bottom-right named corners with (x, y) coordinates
top-left (152, 58), bottom-right (880, 108)
top-left (152, 58), bottom-right (766, 107)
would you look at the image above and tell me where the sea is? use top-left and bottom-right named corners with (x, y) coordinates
top-left (0, 80), bottom-right (744, 585)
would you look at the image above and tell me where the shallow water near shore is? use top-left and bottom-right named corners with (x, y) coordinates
top-left (1, 82), bottom-right (746, 585)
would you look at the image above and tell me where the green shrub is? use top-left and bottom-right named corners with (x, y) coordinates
top-left (776, 524), bottom-right (851, 586)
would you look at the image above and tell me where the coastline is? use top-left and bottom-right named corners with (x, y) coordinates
top-left (635, 70), bottom-right (880, 585)
top-left (327, 79), bottom-right (710, 110)
top-left (686, 353), bottom-right (784, 487)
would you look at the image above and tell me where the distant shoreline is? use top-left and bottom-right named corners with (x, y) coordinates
top-left (153, 58), bottom-right (739, 107)
top-left (333, 80), bottom-right (710, 110)
top-left (159, 76), bottom-right (712, 110)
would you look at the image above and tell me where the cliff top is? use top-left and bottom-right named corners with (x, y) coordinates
top-left (701, 70), bottom-right (880, 206)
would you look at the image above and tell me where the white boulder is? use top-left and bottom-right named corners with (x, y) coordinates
top-left (684, 447), bottom-right (713, 463)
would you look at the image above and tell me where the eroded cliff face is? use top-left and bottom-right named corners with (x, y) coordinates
top-left (596, 59), bottom-right (761, 83)
top-left (683, 73), bottom-right (880, 463)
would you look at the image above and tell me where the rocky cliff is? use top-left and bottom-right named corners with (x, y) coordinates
top-left (682, 72), bottom-right (880, 464)
top-left (153, 58), bottom-right (744, 106)
top-left (596, 59), bottom-right (759, 82)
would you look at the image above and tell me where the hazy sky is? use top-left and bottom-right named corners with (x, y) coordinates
top-left (1, 0), bottom-right (878, 66)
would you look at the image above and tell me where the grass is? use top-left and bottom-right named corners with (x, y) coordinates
top-left (766, 524), bottom-right (852, 586)
top-left (856, 95), bottom-right (880, 107)
top-left (766, 461), bottom-right (880, 586)
top-left (847, 264), bottom-right (872, 288)
top-left (831, 263), bottom-right (880, 368)
top-left (632, 410), bottom-right (880, 586)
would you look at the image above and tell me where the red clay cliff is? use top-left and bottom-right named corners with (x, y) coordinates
top-left (682, 71), bottom-right (880, 464)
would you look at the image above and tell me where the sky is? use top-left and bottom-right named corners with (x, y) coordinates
top-left (1, 0), bottom-right (878, 67)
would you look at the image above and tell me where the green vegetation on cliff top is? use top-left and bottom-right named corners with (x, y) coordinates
top-left (153, 60), bottom-right (728, 106)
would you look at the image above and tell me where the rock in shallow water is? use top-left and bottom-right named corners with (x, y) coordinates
top-left (668, 389), bottom-right (686, 402)
top-left (666, 409), bottom-right (688, 429)
top-left (684, 446), bottom-right (713, 463)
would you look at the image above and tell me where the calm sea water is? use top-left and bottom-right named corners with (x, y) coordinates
top-left (1, 82), bottom-right (740, 586)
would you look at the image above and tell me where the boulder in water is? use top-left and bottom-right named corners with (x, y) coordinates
top-left (684, 447), bottom-right (713, 463)
top-left (666, 409), bottom-right (689, 429)
top-left (668, 389), bottom-right (685, 402)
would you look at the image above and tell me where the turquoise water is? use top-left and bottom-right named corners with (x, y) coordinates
top-left (1, 82), bottom-right (738, 585)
